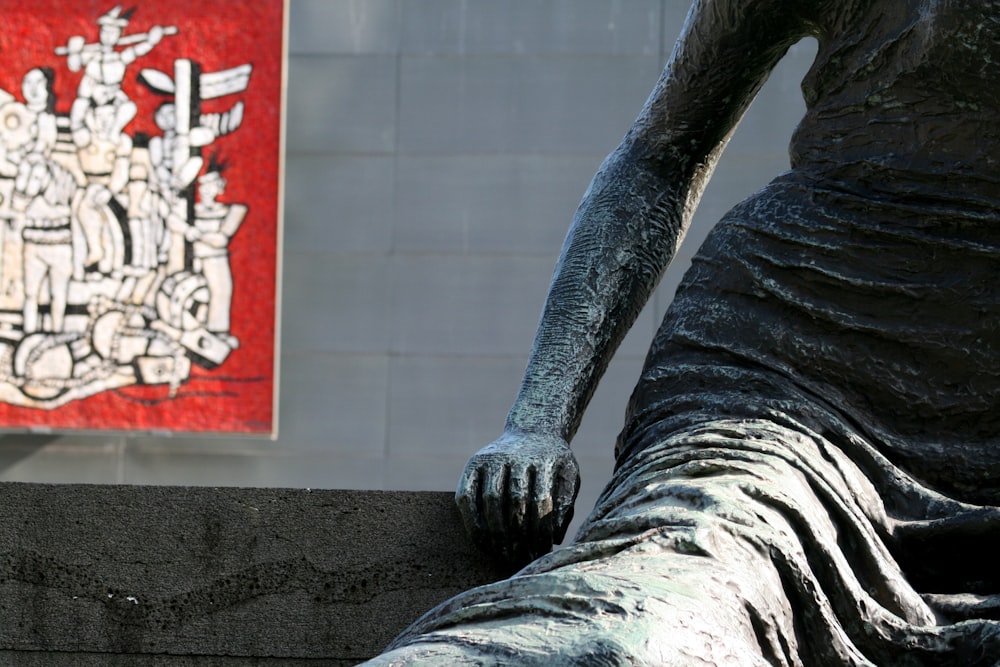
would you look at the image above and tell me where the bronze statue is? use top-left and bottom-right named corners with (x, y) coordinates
top-left (363, 0), bottom-right (1000, 663)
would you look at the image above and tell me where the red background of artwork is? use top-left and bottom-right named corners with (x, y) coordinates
top-left (0, 0), bottom-right (284, 434)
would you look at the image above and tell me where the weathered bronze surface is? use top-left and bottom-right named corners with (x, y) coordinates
top-left (364, 0), bottom-right (1000, 663)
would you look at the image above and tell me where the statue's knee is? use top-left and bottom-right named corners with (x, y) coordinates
top-left (359, 641), bottom-right (499, 666)
top-left (563, 636), bottom-right (646, 667)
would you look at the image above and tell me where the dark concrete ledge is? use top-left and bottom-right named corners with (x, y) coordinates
top-left (0, 483), bottom-right (508, 664)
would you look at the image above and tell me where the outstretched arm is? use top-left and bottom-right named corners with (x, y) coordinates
top-left (457, 0), bottom-right (818, 565)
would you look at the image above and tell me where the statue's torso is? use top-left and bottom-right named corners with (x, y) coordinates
top-left (793, 0), bottom-right (1000, 193)
top-left (633, 0), bottom-right (1000, 505)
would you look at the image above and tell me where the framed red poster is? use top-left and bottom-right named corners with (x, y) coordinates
top-left (0, 2), bottom-right (285, 435)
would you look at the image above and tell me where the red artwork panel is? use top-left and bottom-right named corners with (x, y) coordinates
top-left (0, 2), bottom-right (285, 435)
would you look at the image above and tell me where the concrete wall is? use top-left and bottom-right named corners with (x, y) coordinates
top-left (0, 483), bottom-right (509, 663)
top-left (0, 2), bottom-right (817, 539)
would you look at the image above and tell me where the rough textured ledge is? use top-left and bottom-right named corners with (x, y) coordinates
top-left (0, 483), bottom-right (509, 664)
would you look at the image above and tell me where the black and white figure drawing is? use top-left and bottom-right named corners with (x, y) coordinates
top-left (0, 5), bottom-right (253, 409)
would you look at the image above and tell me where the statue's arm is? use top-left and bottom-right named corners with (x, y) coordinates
top-left (457, 0), bottom-right (816, 565)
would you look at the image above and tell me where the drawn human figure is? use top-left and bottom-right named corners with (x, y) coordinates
top-left (58, 5), bottom-right (175, 145)
top-left (17, 68), bottom-right (58, 161)
top-left (186, 157), bottom-right (246, 344)
top-left (138, 58), bottom-right (253, 287)
top-left (149, 102), bottom-right (204, 199)
top-left (0, 68), bottom-right (60, 300)
top-left (117, 151), bottom-right (161, 304)
top-left (364, 0), bottom-right (1000, 665)
top-left (148, 102), bottom-right (202, 275)
top-left (12, 156), bottom-right (77, 333)
top-left (0, 100), bottom-right (20, 299)
top-left (0, 69), bottom-right (57, 164)
top-left (75, 102), bottom-right (131, 277)
top-left (0, 93), bottom-right (20, 183)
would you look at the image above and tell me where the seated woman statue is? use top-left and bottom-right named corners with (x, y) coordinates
top-left (364, 0), bottom-right (1000, 663)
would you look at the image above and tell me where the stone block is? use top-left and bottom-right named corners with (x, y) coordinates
top-left (398, 55), bottom-right (661, 155)
top-left (286, 56), bottom-right (397, 154)
top-left (284, 155), bottom-right (395, 255)
top-left (275, 353), bottom-right (389, 454)
top-left (281, 254), bottom-right (392, 355)
top-left (0, 483), bottom-right (508, 663)
top-left (290, 0), bottom-right (401, 56)
top-left (387, 355), bottom-right (526, 459)
top-left (394, 154), bottom-right (598, 256)
top-left (389, 254), bottom-right (553, 357)
top-left (401, 0), bottom-right (661, 55)
top-left (0, 435), bottom-right (122, 485)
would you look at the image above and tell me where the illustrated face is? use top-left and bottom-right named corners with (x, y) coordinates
top-left (99, 24), bottom-right (122, 46)
top-left (97, 105), bottom-right (114, 127)
top-left (199, 174), bottom-right (225, 200)
top-left (155, 104), bottom-right (176, 132)
top-left (88, 104), bottom-right (116, 136)
top-left (22, 69), bottom-right (48, 107)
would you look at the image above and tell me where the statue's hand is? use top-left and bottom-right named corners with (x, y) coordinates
top-left (456, 431), bottom-right (580, 567)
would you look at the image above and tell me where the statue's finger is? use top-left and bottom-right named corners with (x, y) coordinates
top-left (501, 462), bottom-right (532, 564)
top-left (552, 459), bottom-right (580, 544)
top-left (506, 462), bottom-right (529, 535)
top-left (482, 463), bottom-right (510, 544)
top-left (455, 462), bottom-right (487, 539)
top-left (521, 464), bottom-right (541, 556)
top-left (528, 462), bottom-right (558, 556)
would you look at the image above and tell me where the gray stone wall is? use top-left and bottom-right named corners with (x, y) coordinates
top-left (0, 1), bottom-right (817, 538)
top-left (0, 483), bottom-right (508, 663)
